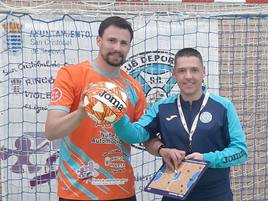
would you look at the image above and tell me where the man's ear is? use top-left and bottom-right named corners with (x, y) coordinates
top-left (172, 67), bottom-right (175, 77)
top-left (96, 36), bottom-right (101, 47)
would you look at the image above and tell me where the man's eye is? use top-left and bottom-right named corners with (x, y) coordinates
top-left (121, 41), bottom-right (128, 46)
top-left (177, 69), bottom-right (185, 73)
top-left (109, 38), bottom-right (116, 42)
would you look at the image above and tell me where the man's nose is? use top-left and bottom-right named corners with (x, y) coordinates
top-left (113, 42), bottom-right (121, 51)
top-left (185, 70), bottom-right (192, 79)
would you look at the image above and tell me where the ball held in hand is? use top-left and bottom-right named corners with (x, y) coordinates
top-left (83, 81), bottom-right (128, 124)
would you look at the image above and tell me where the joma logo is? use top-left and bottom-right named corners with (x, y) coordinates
top-left (99, 91), bottom-right (124, 111)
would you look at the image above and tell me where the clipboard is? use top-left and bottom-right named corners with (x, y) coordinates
top-left (144, 159), bottom-right (209, 200)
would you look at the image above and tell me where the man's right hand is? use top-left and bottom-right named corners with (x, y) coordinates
top-left (78, 85), bottom-right (90, 120)
top-left (159, 148), bottom-right (186, 172)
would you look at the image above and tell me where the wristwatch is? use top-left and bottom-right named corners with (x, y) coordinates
top-left (157, 144), bottom-right (167, 156)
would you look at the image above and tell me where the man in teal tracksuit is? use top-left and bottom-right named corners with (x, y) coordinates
top-left (113, 48), bottom-right (248, 201)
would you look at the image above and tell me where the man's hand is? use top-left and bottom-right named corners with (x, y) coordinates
top-left (79, 84), bottom-right (92, 120)
top-left (159, 148), bottom-right (186, 172)
top-left (185, 152), bottom-right (203, 160)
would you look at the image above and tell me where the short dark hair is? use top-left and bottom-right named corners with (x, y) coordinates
top-left (174, 48), bottom-right (203, 66)
top-left (98, 16), bottom-right (133, 41)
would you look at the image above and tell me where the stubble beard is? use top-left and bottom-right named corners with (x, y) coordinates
top-left (104, 52), bottom-right (125, 67)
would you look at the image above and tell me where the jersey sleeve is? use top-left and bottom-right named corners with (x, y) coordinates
top-left (113, 100), bottom-right (161, 144)
top-left (48, 67), bottom-right (75, 112)
top-left (113, 115), bottom-right (150, 144)
top-left (203, 101), bottom-right (248, 168)
top-left (133, 82), bottom-right (146, 121)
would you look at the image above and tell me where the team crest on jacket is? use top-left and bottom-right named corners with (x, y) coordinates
top-left (200, 111), bottom-right (212, 123)
top-left (122, 51), bottom-right (177, 103)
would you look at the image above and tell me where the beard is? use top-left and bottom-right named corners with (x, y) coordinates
top-left (103, 51), bottom-right (125, 67)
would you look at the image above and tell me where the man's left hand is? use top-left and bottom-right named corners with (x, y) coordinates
top-left (159, 148), bottom-right (185, 171)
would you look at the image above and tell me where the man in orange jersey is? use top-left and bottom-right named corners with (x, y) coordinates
top-left (45, 16), bottom-right (146, 201)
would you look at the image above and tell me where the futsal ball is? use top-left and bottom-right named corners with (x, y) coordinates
top-left (83, 81), bottom-right (128, 125)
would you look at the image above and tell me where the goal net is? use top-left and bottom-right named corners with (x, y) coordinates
top-left (0, 1), bottom-right (267, 201)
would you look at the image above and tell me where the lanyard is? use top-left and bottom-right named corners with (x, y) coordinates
top-left (177, 92), bottom-right (209, 146)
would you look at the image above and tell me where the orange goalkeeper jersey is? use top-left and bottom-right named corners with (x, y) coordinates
top-left (48, 61), bottom-right (146, 200)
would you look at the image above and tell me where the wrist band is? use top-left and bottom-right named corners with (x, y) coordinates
top-left (157, 144), bottom-right (167, 156)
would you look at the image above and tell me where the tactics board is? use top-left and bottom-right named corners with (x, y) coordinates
top-left (144, 159), bottom-right (209, 200)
